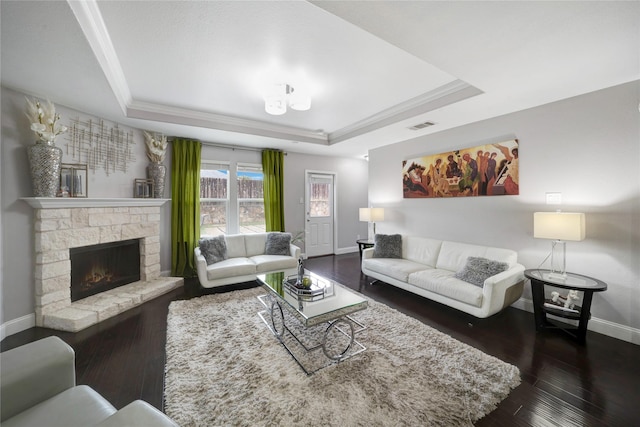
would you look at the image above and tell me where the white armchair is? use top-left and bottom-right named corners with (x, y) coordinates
top-left (0, 336), bottom-right (177, 427)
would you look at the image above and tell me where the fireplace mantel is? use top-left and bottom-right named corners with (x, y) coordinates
top-left (21, 197), bottom-right (170, 209)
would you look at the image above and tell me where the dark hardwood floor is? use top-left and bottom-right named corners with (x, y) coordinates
top-left (2, 253), bottom-right (638, 426)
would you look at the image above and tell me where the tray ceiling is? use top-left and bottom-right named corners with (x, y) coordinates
top-left (2, 1), bottom-right (638, 158)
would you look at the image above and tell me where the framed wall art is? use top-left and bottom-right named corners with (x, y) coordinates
top-left (402, 139), bottom-right (519, 198)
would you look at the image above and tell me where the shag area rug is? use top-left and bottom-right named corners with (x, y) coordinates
top-left (164, 287), bottom-right (520, 426)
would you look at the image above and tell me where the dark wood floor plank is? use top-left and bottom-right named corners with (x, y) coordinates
top-left (2, 252), bottom-right (639, 426)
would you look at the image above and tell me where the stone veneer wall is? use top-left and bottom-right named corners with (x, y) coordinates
top-left (33, 204), bottom-right (181, 331)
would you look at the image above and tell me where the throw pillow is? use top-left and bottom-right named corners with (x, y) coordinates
top-left (373, 234), bottom-right (402, 258)
top-left (265, 232), bottom-right (292, 256)
top-left (454, 256), bottom-right (509, 287)
top-left (199, 235), bottom-right (227, 265)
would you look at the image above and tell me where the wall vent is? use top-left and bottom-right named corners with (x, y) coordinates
top-left (408, 121), bottom-right (435, 130)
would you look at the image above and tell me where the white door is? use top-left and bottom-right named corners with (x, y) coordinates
top-left (305, 172), bottom-right (334, 257)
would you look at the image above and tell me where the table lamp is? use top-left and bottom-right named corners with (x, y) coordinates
top-left (533, 212), bottom-right (585, 279)
top-left (359, 207), bottom-right (384, 239)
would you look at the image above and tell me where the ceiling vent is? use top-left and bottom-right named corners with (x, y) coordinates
top-left (408, 121), bottom-right (435, 131)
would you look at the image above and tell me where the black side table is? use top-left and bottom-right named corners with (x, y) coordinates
top-left (524, 269), bottom-right (607, 343)
top-left (356, 239), bottom-right (375, 261)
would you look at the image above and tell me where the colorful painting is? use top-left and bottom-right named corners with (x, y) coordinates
top-left (402, 139), bottom-right (519, 198)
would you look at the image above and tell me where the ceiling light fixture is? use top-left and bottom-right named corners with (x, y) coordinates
top-left (264, 83), bottom-right (311, 115)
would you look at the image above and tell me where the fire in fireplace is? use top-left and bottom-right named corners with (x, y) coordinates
top-left (70, 239), bottom-right (141, 302)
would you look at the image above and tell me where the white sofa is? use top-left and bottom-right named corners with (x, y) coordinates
top-left (195, 233), bottom-right (300, 288)
top-left (361, 235), bottom-right (525, 318)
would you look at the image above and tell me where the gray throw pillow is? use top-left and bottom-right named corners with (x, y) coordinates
top-left (454, 256), bottom-right (509, 287)
top-left (199, 235), bottom-right (227, 265)
top-left (265, 232), bottom-right (292, 256)
top-left (373, 234), bottom-right (402, 258)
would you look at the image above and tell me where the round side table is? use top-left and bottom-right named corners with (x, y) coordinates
top-left (356, 239), bottom-right (375, 261)
top-left (524, 269), bottom-right (607, 343)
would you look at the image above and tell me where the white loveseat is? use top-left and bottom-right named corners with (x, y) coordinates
top-left (361, 235), bottom-right (525, 318)
top-left (195, 232), bottom-right (300, 288)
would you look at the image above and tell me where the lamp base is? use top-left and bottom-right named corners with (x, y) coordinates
top-left (550, 240), bottom-right (567, 278)
top-left (366, 222), bottom-right (377, 241)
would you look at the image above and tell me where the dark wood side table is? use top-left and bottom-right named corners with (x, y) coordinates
top-left (356, 239), bottom-right (375, 261)
top-left (524, 269), bottom-right (607, 343)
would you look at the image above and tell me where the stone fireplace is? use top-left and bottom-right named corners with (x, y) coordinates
top-left (23, 198), bottom-right (183, 332)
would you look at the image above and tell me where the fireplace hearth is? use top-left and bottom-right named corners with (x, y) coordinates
top-left (70, 239), bottom-right (141, 302)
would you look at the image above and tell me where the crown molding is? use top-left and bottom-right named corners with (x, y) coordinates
top-left (67, 0), bottom-right (131, 115)
top-left (328, 80), bottom-right (483, 144)
top-left (127, 101), bottom-right (329, 145)
top-left (65, 0), bottom-right (479, 147)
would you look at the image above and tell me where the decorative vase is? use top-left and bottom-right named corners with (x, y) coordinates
top-left (27, 140), bottom-right (63, 197)
top-left (147, 163), bottom-right (166, 198)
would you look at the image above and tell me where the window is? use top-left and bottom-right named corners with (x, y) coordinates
top-left (200, 162), bottom-right (229, 236)
top-left (309, 175), bottom-right (331, 217)
top-left (200, 162), bottom-right (265, 236)
top-left (237, 163), bottom-right (265, 233)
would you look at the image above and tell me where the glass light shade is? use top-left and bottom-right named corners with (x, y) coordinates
top-left (265, 83), bottom-right (287, 115)
top-left (289, 89), bottom-right (311, 111)
top-left (265, 94), bottom-right (286, 115)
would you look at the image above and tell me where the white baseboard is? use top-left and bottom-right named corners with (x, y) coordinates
top-left (0, 313), bottom-right (35, 341)
top-left (511, 298), bottom-right (640, 345)
top-left (511, 298), bottom-right (534, 313)
top-left (335, 246), bottom-right (358, 255)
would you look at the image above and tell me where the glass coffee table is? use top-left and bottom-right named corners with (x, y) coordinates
top-left (256, 269), bottom-right (368, 375)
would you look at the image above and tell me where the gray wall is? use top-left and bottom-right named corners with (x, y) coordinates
top-left (1, 86), bottom-right (369, 332)
top-left (283, 152), bottom-right (369, 253)
top-left (367, 81), bottom-right (640, 343)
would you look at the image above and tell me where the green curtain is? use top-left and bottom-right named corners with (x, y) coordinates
top-left (262, 149), bottom-right (285, 231)
top-left (171, 138), bottom-right (201, 277)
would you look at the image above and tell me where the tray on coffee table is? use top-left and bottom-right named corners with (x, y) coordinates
top-left (283, 275), bottom-right (333, 301)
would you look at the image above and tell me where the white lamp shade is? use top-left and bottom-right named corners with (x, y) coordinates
top-left (534, 212), bottom-right (585, 241)
top-left (359, 207), bottom-right (384, 222)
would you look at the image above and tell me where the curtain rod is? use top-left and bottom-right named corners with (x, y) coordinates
top-left (167, 138), bottom-right (286, 155)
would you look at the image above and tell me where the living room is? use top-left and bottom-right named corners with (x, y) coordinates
top-left (2, 1), bottom-right (639, 426)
